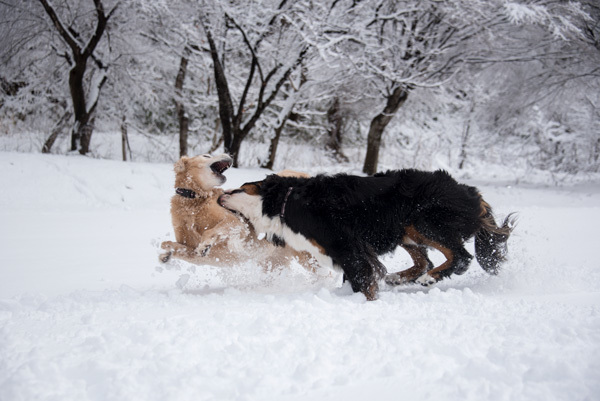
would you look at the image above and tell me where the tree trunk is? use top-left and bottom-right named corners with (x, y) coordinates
top-left (69, 61), bottom-right (89, 153)
top-left (42, 110), bottom-right (72, 153)
top-left (459, 101), bottom-right (475, 170)
top-left (178, 111), bottom-right (189, 158)
top-left (70, 69), bottom-right (106, 155)
top-left (204, 27), bottom-right (235, 157)
top-left (229, 135), bottom-right (244, 166)
top-left (79, 117), bottom-right (95, 154)
top-left (362, 86), bottom-right (409, 175)
top-left (458, 123), bottom-right (470, 170)
top-left (326, 97), bottom-right (349, 163)
top-left (38, 0), bottom-right (115, 156)
top-left (202, 18), bottom-right (307, 167)
top-left (262, 117), bottom-right (287, 170)
top-left (209, 118), bottom-right (223, 153)
top-left (175, 50), bottom-right (189, 157)
top-left (121, 115), bottom-right (131, 161)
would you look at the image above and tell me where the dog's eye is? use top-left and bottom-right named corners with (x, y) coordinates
top-left (202, 154), bottom-right (211, 158)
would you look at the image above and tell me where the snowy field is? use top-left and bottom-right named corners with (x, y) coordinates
top-left (1, 151), bottom-right (599, 401)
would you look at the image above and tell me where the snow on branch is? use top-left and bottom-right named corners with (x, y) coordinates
top-left (504, 1), bottom-right (589, 39)
top-left (86, 68), bottom-right (107, 115)
top-left (37, 0), bottom-right (83, 54)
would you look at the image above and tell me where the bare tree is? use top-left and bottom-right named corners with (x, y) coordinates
top-left (467, 0), bottom-right (599, 173)
top-left (313, 0), bottom-right (515, 174)
top-left (200, 0), bottom-right (309, 166)
top-left (363, 87), bottom-right (409, 173)
top-left (37, 0), bottom-right (118, 154)
top-left (325, 97), bottom-right (349, 163)
top-left (174, 47), bottom-right (190, 157)
top-left (2, 0), bottom-right (597, 175)
top-left (135, 0), bottom-right (215, 159)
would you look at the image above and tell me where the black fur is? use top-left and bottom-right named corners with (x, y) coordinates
top-left (241, 169), bottom-right (514, 298)
top-left (271, 234), bottom-right (286, 247)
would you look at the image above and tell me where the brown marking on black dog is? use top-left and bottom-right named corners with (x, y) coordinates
top-left (240, 182), bottom-right (262, 196)
top-left (402, 225), bottom-right (455, 282)
top-left (479, 198), bottom-right (491, 217)
top-left (363, 280), bottom-right (379, 301)
top-left (309, 239), bottom-right (327, 256)
top-left (386, 244), bottom-right (431, 284)
top-left (479, 198), bottom-right (513, 237)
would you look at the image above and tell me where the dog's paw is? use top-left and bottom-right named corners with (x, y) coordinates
top-left (161, 241), bottom-right (177, 251)
top-left (159, 241), bottom-right (177, 263)
top-left (362, 281), bottom-right (379, 301)
top-left (196, 231), bottom-right (221, 256)
top-left (159, 251), bottom-right (172, 264)
top-left (384, 272), bottom-right (410, 286)
top-left (416, 273), bottom-right (437, 287)
top-left (200, 244), bottom-right (212, 257)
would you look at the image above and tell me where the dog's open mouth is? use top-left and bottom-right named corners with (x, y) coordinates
top-left (218, 192), bottom-right (244, 217)
top-left (211, 159), bottom-right (232, 180)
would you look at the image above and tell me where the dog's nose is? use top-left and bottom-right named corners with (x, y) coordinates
top-left (217, 194), bottom-right (229, 207)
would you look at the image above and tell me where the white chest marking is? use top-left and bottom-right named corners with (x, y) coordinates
top-left (280, 225), bottom-right (334, 269)
top-left (222, 191), bottom-right (337, 270)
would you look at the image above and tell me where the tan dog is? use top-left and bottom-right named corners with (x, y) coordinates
top-left (160, 153), bottom-right (316, 271)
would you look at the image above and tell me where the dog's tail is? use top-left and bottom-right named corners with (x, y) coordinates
top-left (474, 199), bottom-right (517, 275)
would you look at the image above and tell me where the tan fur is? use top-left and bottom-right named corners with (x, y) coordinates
top-left (276, 169), bottom-right (310, 178)
top-left (160, 154), bottom-right (316, 271)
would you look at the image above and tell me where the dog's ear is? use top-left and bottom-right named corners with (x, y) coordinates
top-left (240, 181), bottom-right (263, 196)
top-left (174, 156), bottom-right (189, 173)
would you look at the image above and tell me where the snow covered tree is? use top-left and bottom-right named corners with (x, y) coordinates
top-left (310, 0), bottom-right (513, 174)
top-left (0, 0), bottom-right (120, 154)
top-left (199, 0), bottom-right (311, 166)
top-left (466, 0), bottom-right (599, 173)
top-left (37, 0), bottom-right (118, 154)
top-left (2, 0), bottom-right (596, 174)
top-left (1, 1), bottom-right (69, 143)
top-left (129, 0), bottom-right (218, 159)
top-left (303, 0), bottom-right (593, 174)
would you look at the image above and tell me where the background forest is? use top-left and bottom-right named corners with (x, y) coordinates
top-left (2, 3), bottom-right (600, 399)
top-left (1, 0), bottom-right (599, 178)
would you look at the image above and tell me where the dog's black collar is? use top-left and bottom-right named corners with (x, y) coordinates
top-left (280, 186), bottom-right (294, 222)
top-left (176, 187), bottom-right (197, 199)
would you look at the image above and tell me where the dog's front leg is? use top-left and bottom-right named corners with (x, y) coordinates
top-left (161, 240), bottom-right (234, 266)
top-left (197, 223), bottom-right (231, 255)
top-left (196, 222), bottom-right (249, 256)
top-left (160, 241), bottom-right (197, 263)
top-left (338, 251), bottom-right (383, 301)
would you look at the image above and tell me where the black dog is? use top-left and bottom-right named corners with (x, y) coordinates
top-left (218, 169), bottom-right (515, 300)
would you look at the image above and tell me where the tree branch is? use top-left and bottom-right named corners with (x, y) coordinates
top-left (226, 14), bottom-right (262, 124)
top-left (241, 47), bottom-right (307, 137)
top-left (82, 0), bottom-right (116, 58)
top-left (37, 0), bottom-right (81, 55)
top-left (201, 18), bottom-right (235, 146)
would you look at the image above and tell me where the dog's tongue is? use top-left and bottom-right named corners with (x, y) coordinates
top-left (212, 160), bottom-right (231, 174)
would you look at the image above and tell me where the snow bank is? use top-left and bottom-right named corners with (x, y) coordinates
top-left (1, 151), bottom-right (599, 401)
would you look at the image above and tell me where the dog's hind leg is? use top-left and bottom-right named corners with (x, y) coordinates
top-left (415, 245), bottom-right (473, 286)
top-left (384, 244), bottom-right (433, 286)
top-left (402, 225), bottom-right (473, 286)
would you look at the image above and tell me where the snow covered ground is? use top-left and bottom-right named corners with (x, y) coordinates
top-left (1, 151), bottom-right (599, 401)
